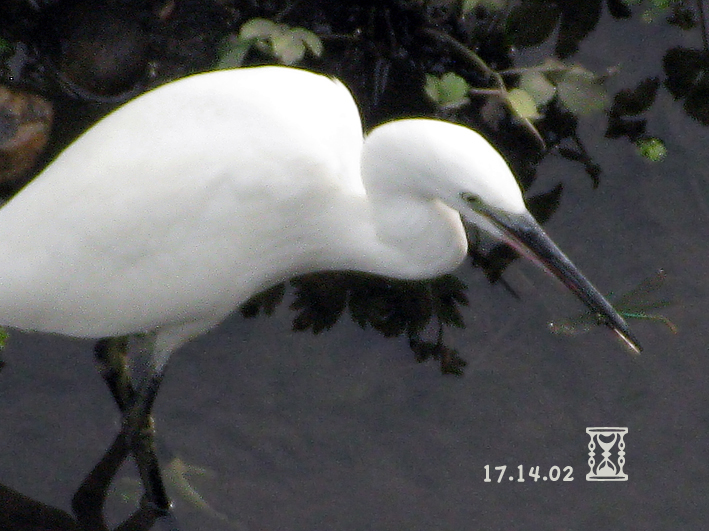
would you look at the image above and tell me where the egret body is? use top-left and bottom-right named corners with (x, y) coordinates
top-left (0, 66), bottom-right (640, 513)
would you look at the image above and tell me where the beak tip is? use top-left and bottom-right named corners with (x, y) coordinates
top-left (613, 327), bottom-right (643, 355)
top-left (492, 211), bottom-right (644, 356)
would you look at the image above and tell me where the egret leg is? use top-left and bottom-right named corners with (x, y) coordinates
top-left (125, 371), bottom-right (171, 512)
top-left (73, 425), bottom-right (163, 530)
top-left (93, 337), bottom-right (172, 513)
top-left (94, 337), bottom-right (134, 413)
top-left (96, 323), bottom-right (209, 519)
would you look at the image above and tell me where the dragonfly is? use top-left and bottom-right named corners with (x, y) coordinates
top-left (549, 269), bottom-right (677, 341)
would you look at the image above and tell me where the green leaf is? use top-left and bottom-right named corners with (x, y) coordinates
top-left (519, 71), bottom-right (556, 105)
top-left (636, 137), bottom-right (667, 161)
top-left (215, 36), bottom-right (251, 69)
top-left (440, 72), bottom-right (470, 103)
top-left (271, 32), bottom-right (305, 65)
top-left (537, 57), bottom-right (568, 75)
top-left (292, 28), bottom-right (324, 57)
top-left (424, 72), bottom-right (470, 108)
top-left (0, 327), bottom-right (8, 349)
top-left (424, 74), bottom-right (441, 102)
top-left (234, 19), bottom-right (323, 66)
top-left (556, 66), bottom-right (609, 114)
top-left (239, 18), bottom-right (279, 39)
top-left (506, 88), bottom-right (540, 119)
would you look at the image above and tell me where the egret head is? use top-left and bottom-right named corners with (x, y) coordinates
top-left (364, 119), bottom-right (525, 220)
top-left (364, 118), bottom-right (641, 353)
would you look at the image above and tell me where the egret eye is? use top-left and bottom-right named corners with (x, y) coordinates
top-left (461, 192), bottom-right (482, 206)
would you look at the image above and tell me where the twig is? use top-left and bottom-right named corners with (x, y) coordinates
top-left (422, 27), bottom-right (504, 90)
top-left (421, 27), bottom-right (546, 150)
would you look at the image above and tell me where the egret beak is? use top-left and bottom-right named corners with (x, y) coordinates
top-left (480, 209), bottom-right (642, 353)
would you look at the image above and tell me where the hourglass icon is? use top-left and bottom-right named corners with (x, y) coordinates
top-left (586, 427), bottom-right (628, 481)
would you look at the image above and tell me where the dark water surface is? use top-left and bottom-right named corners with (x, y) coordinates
top-left (1, 10), bottom-right (708, 531)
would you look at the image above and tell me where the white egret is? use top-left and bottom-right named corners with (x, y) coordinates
top-left (0, 66), bottom-right (640, 514)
